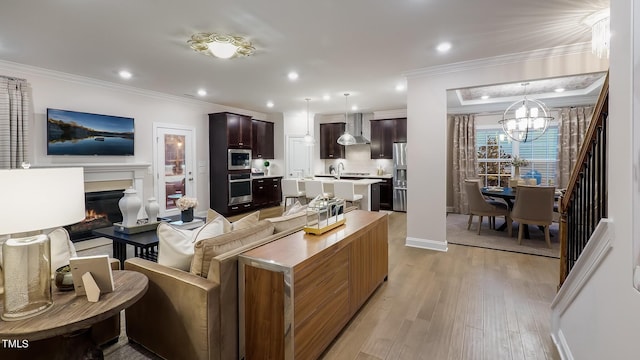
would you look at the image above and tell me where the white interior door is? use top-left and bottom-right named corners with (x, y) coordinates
top-left (286, 135), bottom-right (313, 178)
top-left (154, 124), bottom-right (196, 216)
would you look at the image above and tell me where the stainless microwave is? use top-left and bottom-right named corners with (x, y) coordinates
top-left (228, 149), bottom-right (251, 170)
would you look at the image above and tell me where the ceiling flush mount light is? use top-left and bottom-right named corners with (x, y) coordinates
top-left (197, 89), bottom-right (207, 96)
top-left (287, 72), bottom-right (299, 81)
top-left (337, 93), bottom-right (356, 146)
top-left (188, 32), bottom-right (255, 59)
top-left (498, 82), bottom-right (553, 143)
top-left (266, 101), bottom-right (274, 108)
top-left (303, 98), bottom-right (315, 146)
top-left (583, 9), bottom-right (610, 58)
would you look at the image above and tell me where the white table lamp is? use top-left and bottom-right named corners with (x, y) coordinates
top-left (0, 167), bottom-right (85, 320)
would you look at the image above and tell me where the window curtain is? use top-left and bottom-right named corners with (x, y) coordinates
top-left (557, 106), bottom-right (594, 188)
top-left (451, 114), bottom-right (477, 213)
top-left (0, 77), bottom-right (32, 169)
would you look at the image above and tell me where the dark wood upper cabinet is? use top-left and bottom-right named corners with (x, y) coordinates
top-left (320, 123), bottom-right (346, 159)
top-left (252, 120), bottom-right (274, 159)
top-left (370, 118), bottom-right (407, 159)
top-left (215, 112), bottom-right (252, 149)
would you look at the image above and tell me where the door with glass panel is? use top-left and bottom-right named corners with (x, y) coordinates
top-left (155, 125), bottom-right (196, 216)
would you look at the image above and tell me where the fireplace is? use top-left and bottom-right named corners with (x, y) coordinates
top-left (66, 189), bottom-right (124, 241)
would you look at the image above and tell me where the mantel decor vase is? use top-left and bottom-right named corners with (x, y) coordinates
top-left (145, 197), bottom-right (160, 222)
top-left (181, 208), bottom-right (194, 222)
top-left (119, 188), bottom-right (142, 227)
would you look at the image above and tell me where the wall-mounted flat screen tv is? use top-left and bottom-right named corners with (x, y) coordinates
top-left (47, 108), bottom-right (135, 156)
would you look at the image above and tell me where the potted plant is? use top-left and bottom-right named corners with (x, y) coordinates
top-left (175, 196), bottom-right (198, 222)
top-left (509, 155), bottom-right (529, 179)
top-left (263, 160), bottom-right (270, 175)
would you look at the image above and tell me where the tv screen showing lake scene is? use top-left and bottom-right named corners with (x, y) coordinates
top-left (47, 108), bottom-right (135, 156)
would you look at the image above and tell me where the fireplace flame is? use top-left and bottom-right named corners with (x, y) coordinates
top-left (84, 209), bottom-right (107, 222)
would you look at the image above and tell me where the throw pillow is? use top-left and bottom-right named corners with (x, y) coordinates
top-left (206, 209), bottom-right (232, 233)
top-left (283, 201), bottom-right (307, 216)
top-left (48, 227), bottom-right (78, 274)
top-left (231, 210), bottom-right (260, 230)
top-left (157, 217), bottom-right (229, 271)
top-left (190, 220), bottom-right (275, 278)
top-left (157, 223), bottom-right (196, 271)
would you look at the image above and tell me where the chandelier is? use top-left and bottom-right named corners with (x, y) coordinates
top-left (583, 9), bottom-right (610, 59)
top-left (188, 33), bottom-right (255, 59)
top-left (303, 98), bottom-right (315, 146)
top-left (337, 93), bottom-right (356, 146)
top-left (498, 83), bottom-right (553, 142)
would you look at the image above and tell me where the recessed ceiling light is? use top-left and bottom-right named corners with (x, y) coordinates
top-left (266, 101), bottom-right (274, 108)
top-left (351, 105), bottom-right (358, 111)
top-left (481, 95), bottom-right (489, 100)
top-left (118, 70), bottom-right (132, 79)
top-left (555, 88), bottom-right (565, 93)
top-left (395, 84), bottom-right (405, 92)
top-left (197, 89), bottom-right (207, 96)
top-left (287, 72), bottom-right (299, 81)
top-left (323, 94), bottom-right (331, 101)
top-left (436, 42), bottom-right (452, 53)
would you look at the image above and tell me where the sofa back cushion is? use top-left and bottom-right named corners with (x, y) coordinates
top-left (190, 220), bottom-right (275, 277)
top-left (266, 212), bottom-right (307, 233)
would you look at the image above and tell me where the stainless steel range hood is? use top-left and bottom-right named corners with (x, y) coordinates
top-left (348, 113), bottom-right (370, 145)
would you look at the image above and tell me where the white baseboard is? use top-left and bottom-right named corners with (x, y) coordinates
top-left (405, 237), bottom-right (448, 252)
top-left (551, 329), bottom-right (574, 360)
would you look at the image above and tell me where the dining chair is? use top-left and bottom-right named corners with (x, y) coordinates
top-left (281, 178), bottom-right (306, 212)
top-left (333, 180), bottom-right (363, 209)
top-left (305, 180), bottom-right (333, 201)
top-left (510, 185), bottom-right (555, 247)
top-left (464, 180), bottom-right (512, 235)
top-left (465, 178), bottom-right (505, 229)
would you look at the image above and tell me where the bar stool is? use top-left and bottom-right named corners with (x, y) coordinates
top-left (305, 180), bottom-right (333, 201)
top-left (281, 178), bottom-right (306, 212)
top-left (333, 180), bottom-right (363, 209)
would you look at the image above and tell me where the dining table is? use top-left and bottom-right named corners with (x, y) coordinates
top-left (481, 186), bottom-right (561, 239)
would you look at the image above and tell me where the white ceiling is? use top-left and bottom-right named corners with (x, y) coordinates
top-left (0, 0), bottom-right (609, 115)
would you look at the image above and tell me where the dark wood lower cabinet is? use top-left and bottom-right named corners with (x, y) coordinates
top-left (379, 179), bottom-right (393, 210)
top-left (252, 177), bottom-right (282, 209)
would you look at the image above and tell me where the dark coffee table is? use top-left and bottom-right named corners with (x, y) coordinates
top-left (92, 227), bottom-right (159, 265)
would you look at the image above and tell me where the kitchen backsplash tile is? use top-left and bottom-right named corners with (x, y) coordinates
top-left (323, 144), bottom-right (393, 175)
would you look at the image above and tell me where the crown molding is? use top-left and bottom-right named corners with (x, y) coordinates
top-left (404, 42), bottom-right (592, 79)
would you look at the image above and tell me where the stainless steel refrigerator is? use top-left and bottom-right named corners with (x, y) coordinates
top-left (393, 142), bottom-right (407, 212)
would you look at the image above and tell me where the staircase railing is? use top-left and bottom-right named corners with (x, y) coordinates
top-left (558, 72), bottom-right (609, 288)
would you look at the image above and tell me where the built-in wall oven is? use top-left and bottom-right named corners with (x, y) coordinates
top-left (229, 173), bottom-right (252, 205)
top-left (228, 149), bottom-right (252, 170)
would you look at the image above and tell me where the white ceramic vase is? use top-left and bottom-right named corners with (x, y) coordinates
top-left (145, 197), bottom-right (160, 222)
top-left (119, 188), bottom-right (141, 227)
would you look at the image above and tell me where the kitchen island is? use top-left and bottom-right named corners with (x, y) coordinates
top-left (298, 177), bottom-right (382, 211)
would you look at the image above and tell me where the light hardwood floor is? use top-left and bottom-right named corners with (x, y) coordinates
top-left (321, 211), bottom-right (560, 360)
top-left (104, 208), bottom-right (560, 359)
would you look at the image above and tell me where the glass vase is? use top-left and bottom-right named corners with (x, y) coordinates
top-left (2, 234), bottom-right (53, 321)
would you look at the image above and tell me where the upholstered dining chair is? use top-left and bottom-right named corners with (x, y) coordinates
top-left (305, 180), bottom-right (332, 200)
top-left (464, 178), bottom-right (504, 229)
top-left (281, 178), bottom-right (306, 212)
top-left (333, 180), bottom-right (363, 209)
top-left (510, 185), bottom-right (556, 247)
top-left (464, 180), bottom-right (512, 235)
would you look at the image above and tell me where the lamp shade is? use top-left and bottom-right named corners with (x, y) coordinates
top-left (0, 167), bottom-right (85, 235)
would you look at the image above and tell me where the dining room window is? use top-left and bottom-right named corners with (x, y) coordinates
top-left (476, 126), bottom-right (559, 186)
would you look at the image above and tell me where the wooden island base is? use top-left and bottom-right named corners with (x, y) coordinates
top-left (239, 210), bottom-right (389, 360)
